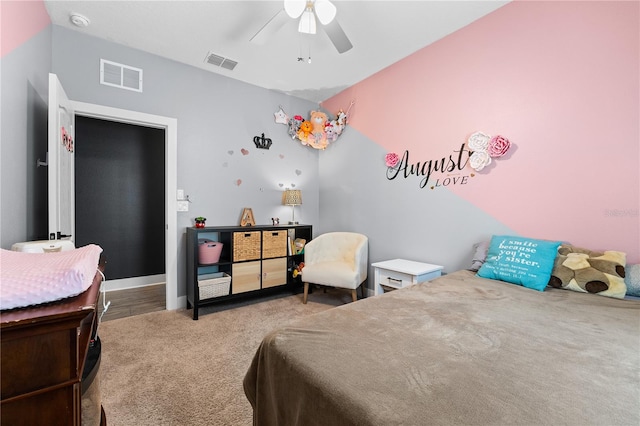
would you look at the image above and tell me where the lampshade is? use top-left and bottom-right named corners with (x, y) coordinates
top-left (282, 189), bottom-right (302, 224)
top-left (298, 9), bottom-right (316, 34)
top-left (282, 189), bottom-right (302, 206)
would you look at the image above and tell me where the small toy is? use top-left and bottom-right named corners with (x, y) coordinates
top-left (335, 109), bottom-right (348, 135)
top-left (309, 110), bottom-right (328, 136)
top-left (292, 262), bottom-right (305, 278)
top-left (297, 120), bottom-right (313, 143)
top-left (274, 107), bottom-right (289, 124)
top-left (325, 122), bottom-right (337, 143)
top-left (288, 115), bottom-right (303, 139)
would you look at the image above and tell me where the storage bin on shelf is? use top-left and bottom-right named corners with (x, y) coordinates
top-left (233, 231), bottom-right (261, 261)
top-left (262, 230), bottom-right (287, 258)
top-left (198, 272), bottom-right (231, 299)
top-left (198, 239), bottom-right (223, 264)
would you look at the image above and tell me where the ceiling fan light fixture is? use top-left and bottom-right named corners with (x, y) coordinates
top-left (298, 9), bottom-right (316, 34)
top-left (284, 0), bottom-right (306, 19)
top-left (314, 0), bottom-right (336, 25)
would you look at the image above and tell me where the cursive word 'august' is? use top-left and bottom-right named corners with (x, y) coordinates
top-left (386, 144), bottom-right (472, 188)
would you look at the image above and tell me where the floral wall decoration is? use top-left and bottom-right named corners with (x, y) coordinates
top-left (466, 131), bottom-right (511, 171)
top-left (274, 101), bottom-right (354, 150)
top-left (384, 131), bottom-right (513, 190)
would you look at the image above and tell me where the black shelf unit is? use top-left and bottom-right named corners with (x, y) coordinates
top-left (186, 224), bottom-right (312, 320)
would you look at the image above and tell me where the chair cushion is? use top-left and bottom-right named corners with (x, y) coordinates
top-left (305, 232), bottom-right (365, 264)
top-left (301, 261), bottom-right (359, 289)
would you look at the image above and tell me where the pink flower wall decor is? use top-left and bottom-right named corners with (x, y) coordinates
top-left (385, 152), bottom-right (399, 168)
top-left (467, 131), bottom-right (512, 172)
top-left (488, 135), bottom-right (511, 157)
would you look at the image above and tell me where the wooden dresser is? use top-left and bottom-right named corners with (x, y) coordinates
top-left (1, 269), bottom-right (106, 425)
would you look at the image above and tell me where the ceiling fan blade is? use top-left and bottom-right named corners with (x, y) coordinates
top-left (323, 19), bottom-right (353, 54)
top-left (250, 9), bottom-right (289, 44)
top-left (284, 0), bottom-right (306, 19)
top-left (314, 0), bottom-right (336, 25)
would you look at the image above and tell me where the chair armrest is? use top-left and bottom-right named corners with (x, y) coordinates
top-left (353, 237), bottom-right (368, 281)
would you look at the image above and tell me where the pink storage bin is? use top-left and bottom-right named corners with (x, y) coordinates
top-left (198, 239), bottom-right (223, 264)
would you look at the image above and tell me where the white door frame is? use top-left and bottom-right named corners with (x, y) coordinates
top-left (72, 101), bottom-right (178, 310)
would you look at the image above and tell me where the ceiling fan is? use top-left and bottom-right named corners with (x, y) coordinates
top-left (250, 0), bottom-right (353, 54)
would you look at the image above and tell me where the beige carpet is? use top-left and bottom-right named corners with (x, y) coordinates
top-left (98, 290), bottom-right (351, 426)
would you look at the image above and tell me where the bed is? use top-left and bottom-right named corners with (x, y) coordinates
top-left (243, 269), bottom-right (640, 425)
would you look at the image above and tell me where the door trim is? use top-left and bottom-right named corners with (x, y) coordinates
top-left (72, 101), bottom-right (178, 310)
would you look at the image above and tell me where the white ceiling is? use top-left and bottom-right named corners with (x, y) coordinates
top-left (44, 1), bottom-right (508, 104)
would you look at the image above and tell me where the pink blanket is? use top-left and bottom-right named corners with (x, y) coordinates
top-left (0, 244), bottom-right (102, 310)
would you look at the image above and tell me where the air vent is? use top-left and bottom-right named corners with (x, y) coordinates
top-left (204, 52), bottom-right (237, 71)
top-left (100, 59), bottom-right (143, 92)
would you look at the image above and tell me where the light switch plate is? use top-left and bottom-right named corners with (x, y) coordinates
top-left (177, 200), bottom-right (189, 212)
top-left (177, 189), bottom-right (185, 200)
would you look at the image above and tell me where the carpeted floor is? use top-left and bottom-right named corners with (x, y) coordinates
top-left (98, 290), bottom-right (351, 425)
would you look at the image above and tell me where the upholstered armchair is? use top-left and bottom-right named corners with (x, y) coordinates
top-left (301, 232), bottom-right (368, 304)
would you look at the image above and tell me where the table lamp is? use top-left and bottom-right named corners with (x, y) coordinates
top-left (282, 189), bottom-right (302, 224)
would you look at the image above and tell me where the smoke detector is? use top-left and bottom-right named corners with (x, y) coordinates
top-left (70, 13), bottom-right (90, 27)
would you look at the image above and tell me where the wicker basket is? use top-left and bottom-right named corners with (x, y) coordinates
top-left (198, 272), bottom-right (231, 299)
top-left (262, 230), bottom-right (287, 258)
top-left (233, 231), bottom-right (261, 261)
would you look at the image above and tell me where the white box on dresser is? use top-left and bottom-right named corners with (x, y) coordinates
top-left (373, 259), bottom-right (444, 295)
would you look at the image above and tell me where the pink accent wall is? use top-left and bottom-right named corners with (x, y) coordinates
top-left (1, 0), bottom-right (50, 58)
top-left (323, 1), bottom-right (639, 262)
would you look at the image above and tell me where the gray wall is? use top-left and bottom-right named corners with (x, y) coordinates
top-left (2, 22), bottom-right (512, 298)
top-left (1, 26), bottom-right (52, 249)
top-left (1, 22), bottom-right (508, 297)
top-left (317, 128), bottom-right (514, 277)
top-left (48, 26), bottom-right (319, 298)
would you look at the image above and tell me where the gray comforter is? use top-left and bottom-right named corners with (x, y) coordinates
top-left (244, 270), bottom-right (640, 425)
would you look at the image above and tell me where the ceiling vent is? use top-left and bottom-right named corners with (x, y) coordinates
top-left (204, 52), bottom-right (237, 71)
top-left (100, 59), bottom-right (143, 92)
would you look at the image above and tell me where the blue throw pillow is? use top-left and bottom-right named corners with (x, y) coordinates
top-left (625, 264), bottom-right (640, 297)
top-left (477, 235), bottom-right (561, 291)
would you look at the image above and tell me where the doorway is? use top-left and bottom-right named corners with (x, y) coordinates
top-left (75, 116), bottom-right (165, 281)
top-left (71, 100), bottom-right (178, 310)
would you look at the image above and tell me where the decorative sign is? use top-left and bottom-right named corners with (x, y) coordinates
top-left (385, 131), bottom-right (512, 190)
top-left (274, 102), bottom-right (354, 150)
top-left (240, 208), bottom-right (255, 227)
top-left (253, 133), bottom-right (272, 150)
top-left (61, 127), bottom-right (73, 153)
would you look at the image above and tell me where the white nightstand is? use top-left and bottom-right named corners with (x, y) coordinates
top-left (372, 259), bottom-right (444, 296)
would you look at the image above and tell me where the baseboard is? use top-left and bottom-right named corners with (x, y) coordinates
top-left (176, 295), bottom-right (187, 310)
top-left (104, 274), bottom-right (166, 292)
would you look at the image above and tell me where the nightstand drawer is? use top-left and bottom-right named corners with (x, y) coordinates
top-left (372, 259), bottom-right (443, 295)
top-left (378, 269), bottom-right (414, 290)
